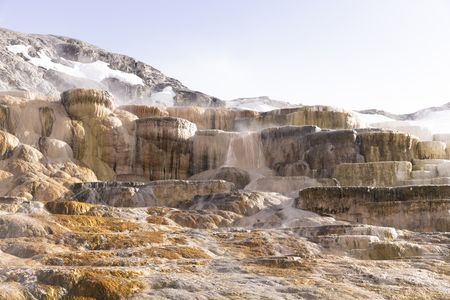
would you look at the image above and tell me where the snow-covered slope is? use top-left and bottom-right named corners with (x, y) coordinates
top-left (356, 103), bottom-right (450, 141)
top-left (0, 27), bottom-right (222, 107)
top-left (226, 96), bottom-right (297, 112)
top-left (7, 44), bottom-right (144, 86)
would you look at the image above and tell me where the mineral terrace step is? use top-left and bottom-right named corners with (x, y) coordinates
top-left (290, 224), bottom-right (398, 241)
top-left (411, 170), bottom-right (434, 179)
top-left (316, 235), bottom-right (380, 250)
top-left (412, 159), bottom-right (450, 171)
top-left (401, 177), bottom-right (450, 186)
top-left (297, 185), bottom-right (450, 232)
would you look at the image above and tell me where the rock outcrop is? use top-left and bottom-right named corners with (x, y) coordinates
top-left (297, 185), bottom-right (450, 231)
top-left (190, 166), bottom-right (251, 189)
top-left (121, 105), bottom-right (362, 131)
top-left (0, 27), bottom-right (222, 106)
top-left (70, 180), bottom-right (234, 207)
top-left (135, 117), bottom-right (197, 180)
top-left (356, 129), bottom-right (419, 162)
top-left (333, 161), bottom-right (412, 186)
top-left (247, 106), bottom-right (361, 130)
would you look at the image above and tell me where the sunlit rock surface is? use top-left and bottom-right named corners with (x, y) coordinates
top-left (333, 161), bottom-right (412, 186)
top-left (121, 104), bottom-right (362, 131)
top-left (0, 88), bottom-right (449, 299)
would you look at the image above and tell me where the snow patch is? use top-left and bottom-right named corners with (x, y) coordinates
top-left (7, 44), bottom-right (144, 86)
top-left (354, 112), bottom-right (396, 126)
top-left (227, 97), bottom-right (295, 112)
top-left (230, 102), bottom-right (280, 112)
top-left (357, 110), bottom-right (450, 140)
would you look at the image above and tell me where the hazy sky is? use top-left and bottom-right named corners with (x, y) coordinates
top-left (1, 0), bottom-right (450, 113)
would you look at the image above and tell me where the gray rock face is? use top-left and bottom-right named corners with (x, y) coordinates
top-left (0, 27), bottom-right (223, 106)
top-left (297, 185), bottom-right (450, 231)
top-left (70, 180), bottom-right (235, 207)
top-left (260, 126), bottom-right (365, 177)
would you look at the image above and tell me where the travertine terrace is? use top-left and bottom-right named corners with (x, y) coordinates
top-left (0, 88), bottom-right (448, 299)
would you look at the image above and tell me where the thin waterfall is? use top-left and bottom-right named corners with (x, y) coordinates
top-left (224, 131), bottom-right (266, 170)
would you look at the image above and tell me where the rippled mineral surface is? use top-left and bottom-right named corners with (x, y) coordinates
top-left (0, 88), bottom-right (448, 300)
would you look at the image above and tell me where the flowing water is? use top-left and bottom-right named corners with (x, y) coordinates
top-left (223, 131), bottom-right (266, 169)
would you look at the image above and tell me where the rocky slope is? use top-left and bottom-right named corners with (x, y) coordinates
top-left (0, 27), bottom-right (223, 107)
top-left (0, 28), bottom-right (449, 300)
top-left (356, 102), bottom-right (450, 141)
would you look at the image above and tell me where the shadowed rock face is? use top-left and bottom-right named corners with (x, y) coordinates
top-left (70, 180), bottom-right (234, 207)
top-left (260, 126), bottom-right (364, 177)
top-left (297, 185), bottom-right (450, 231)
top-left (135, 117), bottom-right (197, 180)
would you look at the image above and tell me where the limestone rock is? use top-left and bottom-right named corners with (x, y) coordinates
top-left (356, 241), bottom-right (423, 260)
top-left (0, 130), bottom-right (19, 159)
top-left (190, 167), bottom-right (251, 189)
top-left (71, 180), bottom-right (234, 207)
top-left (333, 161), bottom-right (412, 186)
top-left (122, 105), bottom-right (360, 131)
top-left (191, 130), bottom-right (239, 174)
top-left (45, 201), bottom-right (94, 215)
top-left (417, 141), bottom-right (448, 159)
top-left (356, 130), bottom-right (419, 162)
top-left (189, 191), bottom-right (270, 216)
top-left (298, 185), bottom-right (450, 231)
top-left (261, 126), bottom-right (363, 177)
top-left (0, 214), bottom-right (50, 238)
top-left (0, 95), bottom-right (75, 147)
top-left (174, 89), bottom-right (224, 107)
top-left (135, 117), bottom-right (197, 180)
top-left (38, 137), bottom-right (74, 163)
top-left (248, 106), bottom-right (361, 130)
top-left (245, 176), bottom-right (336, 195)
top-left (11, 144), bottom-right (45, 163)
top-left (0, 282), bottom-right (31, 300)
top-left (119, 105), bottom-right (169, 118)
top-left (166, 106), bottom-right (258, 131)
top-left (260, 126), bottom-right (319, 176)
top-left (166, 209), bottom-right (238, 229)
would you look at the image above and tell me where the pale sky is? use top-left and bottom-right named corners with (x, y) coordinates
top-left (1, 0), bottom-right (450, 113)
